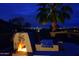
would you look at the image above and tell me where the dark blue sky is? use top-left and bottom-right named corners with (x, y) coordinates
top-left (0, 3), bottom-right (79, 28)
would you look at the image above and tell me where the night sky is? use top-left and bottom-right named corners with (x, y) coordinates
top-left (0, 3), bottom-right (79, 28)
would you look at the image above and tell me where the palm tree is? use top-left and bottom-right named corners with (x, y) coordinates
top-left (36, 3), bottom-right (72, 31)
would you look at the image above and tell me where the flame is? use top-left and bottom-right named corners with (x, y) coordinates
top-left (17, 42), bottom-right (27, 52)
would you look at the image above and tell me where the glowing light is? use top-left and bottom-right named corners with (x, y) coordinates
top-left (17, 42), bottom-right (27, 52)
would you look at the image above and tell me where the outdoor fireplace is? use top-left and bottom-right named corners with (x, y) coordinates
top-left (12, 32), bottom-right (32, 56)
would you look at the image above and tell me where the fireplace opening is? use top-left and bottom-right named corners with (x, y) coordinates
top-left (17, 38), bottom-right (27, 52)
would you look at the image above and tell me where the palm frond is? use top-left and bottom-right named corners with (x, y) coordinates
top-left (55, 3), bottom-right (63, 7)
top-left (37, 3), bottom-right (48, 8)
top-left (57, 16), bottom-right (64, 23)
top-left (37, 3), bottom-right (48, 6)
top-left (36, 12), bottom-right (47, 19)
top-left (38, 18), bottom-right (48, 25)
top-left (61, 6), bottom-right (72, 13)
top-left (57, 12), bottom-right (71, 23)
top-left (37, 8), bottom-right (49, 12)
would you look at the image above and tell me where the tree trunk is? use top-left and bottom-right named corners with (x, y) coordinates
top-left (51, 4), bottom-right (58, 32)
top-left (51, 21), bottom-right (57, 32)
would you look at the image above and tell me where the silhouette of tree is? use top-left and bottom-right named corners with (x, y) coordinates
top-left (9, 16), bottom-right (31, 31)
top-left (36, 3), bottom-right (72, 31)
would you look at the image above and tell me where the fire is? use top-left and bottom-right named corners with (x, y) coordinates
top-left (17, 42), bottom-right (27, 52)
